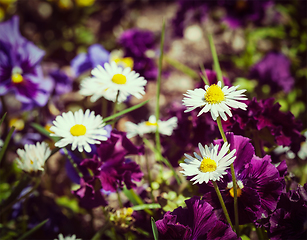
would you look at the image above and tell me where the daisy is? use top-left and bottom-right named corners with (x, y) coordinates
top-left (50, 109), bottom-right (108, 153)
top-left (55, 233), bottom-right (81, 240)
top-left (125, 115), bottom-right (178, 138)
top-left (16, 142), bottom-right (51, 173)
top-left (180, 142), bottom-right (236, 184)
top-left (182, 81), bottom-right (247, 121)
top-left (79, 61), bottom-right (147, 103)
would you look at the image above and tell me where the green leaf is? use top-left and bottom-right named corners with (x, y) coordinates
top-left (0, 126), bottom-right (15, 165)
top-left (131, 203), bottom-right (161, 211)
top-left (151, 217), bottom-right (159, 240)
top-left (103, 100), bottom-right (149, 123)
top-left (17, 219), bottom-right (49, 240)
top-left (31, 123), bottom-right (60, 142)
top-left (0, 112), bottom-right (7, 127)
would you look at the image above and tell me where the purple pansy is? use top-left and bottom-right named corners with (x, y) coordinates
top-left (49, 69), bottom-right (73, 95)
top-left (0, 16), bottom-right (53, 110)
top-left (218, 0), bottom-right (272, 28)
top-left (224, 98), bottom-right (305, 157)
top-left (70, 44), bottom-right (110, 77)
top-left (156, 196), bottom-right (238, 240)
top-left (249, 52), bottom-right (295, 94)
top-left (119, 29), bottom-right (158, 80)
top-left (72, 130), bottom-right (143, 208)
top-left (172, 0), bottom-right (215, 37)
top-left (201, 133), bottom-right (285, 224)
top-left (266, 183), bottom-right (307, 240)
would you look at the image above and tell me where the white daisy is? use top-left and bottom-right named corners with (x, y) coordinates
top-left (80, 61), bottom-right (147, 103)
top-left (16, 142), bottom-right (51, 173)
top-left (50, 109), bottom-right (108, 153)
top-left (55, 233), bottom-right (81, 240)
top-left (180, 142), bottom-right (236, 184)
top-left (182, 81), bottom-right (247, 121)
top-left (125, 115), bottom-right (178, 138)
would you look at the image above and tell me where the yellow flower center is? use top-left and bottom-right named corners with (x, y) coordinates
top-left (112, 74), bottom-right (127, 85)
top-left (70, 124), bottom-right (86, 136)
top-left (229, 187), bottom-right (242, 198)
top-left (114, 57), bottom-right (134, 69)
top-left (200, 157), bottom-right (217, 172)
top-left (12, 73), bottom-right (23, 84)
top-left (30, 160), bottom-right (34, 165)
top-left (145, 121), bottom-right (157, 126)
top-left (204, 84), bottom-right (225, 104)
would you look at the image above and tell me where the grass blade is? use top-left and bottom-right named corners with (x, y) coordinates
top-left (0, 126), bottom-right (15, 165)
top-left (17, 219), bottom-right (49, 240)
top-left (103, 100), bottom-right (149, 123)
top-left (151, 217), bottom-right (159, 240)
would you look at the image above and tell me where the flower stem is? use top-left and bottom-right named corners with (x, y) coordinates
top-left (208, 34), bottom-right (224, 86)
top-left (112, 91), bottom-right (120, 128)
top-left (63, 148), bottom-right (83, 178)
top-left (212, 181), bottom-right (233, 230)
top-left (216, 117), bottom-right (239, 234)
top-left (117, 189), bottom-right (123, 208)
top-left (155, 19), bottom-right (165, 155)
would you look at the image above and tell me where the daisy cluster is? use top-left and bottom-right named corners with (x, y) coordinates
top-left (0, 1), bottom-right (306, 239)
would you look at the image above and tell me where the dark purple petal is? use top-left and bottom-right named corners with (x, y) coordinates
top-left (250, 52), bottom-right (294, 93)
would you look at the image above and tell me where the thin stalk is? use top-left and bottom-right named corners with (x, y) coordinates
top-left (216, 117), bottom-right (239, 234)
top-left (143, 138), bottom-right (181, 184)
top-left (199, 63), bottom-right (209, 85)
top-left (63, 148), bottom-right (83, 178)
top-left (102, 98), bottom-right (108, 118)
top-left (208, 34), bottom-right (224, 86)
top-left (155, 19), bottom-right (165, 155)
top-left (0, 126), bottom-right (15, 165)
top-left (145, 154), bottom-right (155, 202)
top-left (212, 181), bottom-right (233, 230)
top-left (112, 91), bottom-right (120, 128)
top-left (117, 189), bottom-right (123, 208)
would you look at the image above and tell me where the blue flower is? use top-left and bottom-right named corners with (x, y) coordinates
top-left (70, 44), bottom-right (110, 77)
top-left (0, 16), bottom-right (53, 110)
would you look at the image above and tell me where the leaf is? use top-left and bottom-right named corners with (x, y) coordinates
top-left (131, 203), bottom-right (161, 211)
top-left (103, 100), bottom-right (149, 123)
top-left (151, 217), bottom-right (159, 240)
top-left (0, 126), bottom-right (15, 164)
top-left (0, 112), bottom-right (7, 127)
top-left (17, 219), bottom-right (49, 240)
top-left (31, 123), bottom-right (60, 142)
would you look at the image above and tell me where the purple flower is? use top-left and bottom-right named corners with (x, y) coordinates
top-left (73, 129), bottom-right (143, 208)
top-left (266, 183), bottom-right (307, 240)
top-left (49, 69), bottom-right (73, 95)
top-left (224, 98), bottom-right (305, 156)
top-left (163, 101), bottom-right (220, 166)
top-left (70, 44), bottom-right (110, 77)
top-left (119, 29), bottom-right (158, 80)
top-left (172, 0), bottom-right (215, 37)
top-left (156, 196), bottom-right (238, 240)
top-left (219, 0), bottom-right (272, 28)
top-left (201, 133), bottom-right (285, 224)
top-left (249, 52), bottom-right (294, 94)
top-left (0, 16), bottom-right (53, 110)
top-left (73, 177), bottom-right (108, 209)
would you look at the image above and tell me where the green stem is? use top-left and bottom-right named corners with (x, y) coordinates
top-left (199, 63), bottom-right (210, 85)
top-left (155, 19), bottom-right (165, 155)
top-left (112, 91), bottom-right (120, 128)
top-left (0, 126), bottom-right (15, 165)
top-left (102, 97), bottom-right (108, 118)
top-left (208, 34), bottom-right (224, 86)
top-left (145, 154), bottom-right (155, 202)
top-left (216, 117), bottom-right (239, 234)
top-left (62, 148), bottom-right (83, 178)
top-left (212, 181), bottom-right (233, 230)
top-left (143, 138), bottom-right (181, 184)
top-left (117, 189), bottom-right (123, 208)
